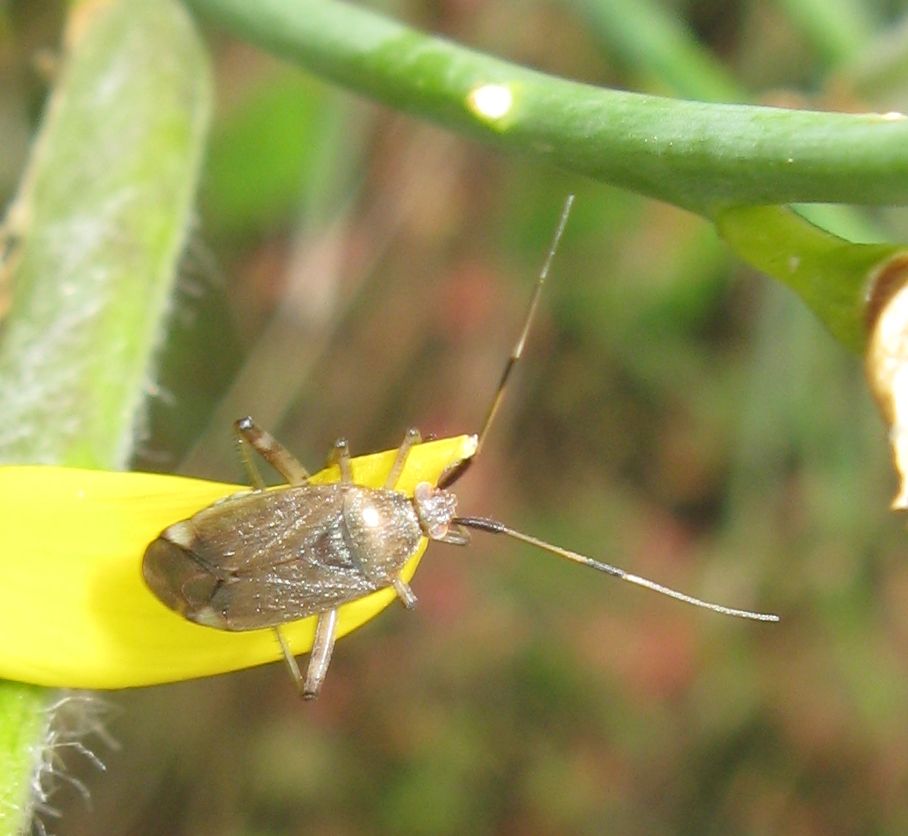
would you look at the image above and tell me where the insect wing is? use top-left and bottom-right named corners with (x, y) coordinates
top-left (209, 553), bottom-right (381, 630)
top-left (189, 485), bottom-right (347, 575)
top-left (174, 485), bottom-right (423, 631)
top-left (176, 485), bottom-right (365, 629)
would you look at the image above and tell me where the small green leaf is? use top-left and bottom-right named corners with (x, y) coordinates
top-left (715, 205), bottom-right (904, 351)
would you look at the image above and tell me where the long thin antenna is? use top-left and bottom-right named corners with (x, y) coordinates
top-left (453, 516), bottom-right (779, 622)
top-left (439, 195), bottom-right (575, 489)
top-left (475, 194), bottom-right (574, 457)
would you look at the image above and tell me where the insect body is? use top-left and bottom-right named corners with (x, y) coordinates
top-left (145, 483), bottom-right (427, 631)
top-left (143, 422), bottom-right (465, 697)
top-left (143, 196), bottom-right (777, 700)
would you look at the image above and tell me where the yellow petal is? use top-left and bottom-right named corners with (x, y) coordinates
top-left (0, 434), bottom-right (477, 688)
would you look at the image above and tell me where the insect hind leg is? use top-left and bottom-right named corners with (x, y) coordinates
top-left (273, 626), bottom-right (305, 694)
top-left (302, 609), bottom-right (339, 700)
top-left (234, 416), bottom-right (310, 487)
top-left (273, 611), bottom-right (340, 700)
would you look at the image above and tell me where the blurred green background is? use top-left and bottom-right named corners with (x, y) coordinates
top-left (6, 1), bottom-right (908, 834)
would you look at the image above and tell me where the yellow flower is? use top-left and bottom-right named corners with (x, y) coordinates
top-left (0, 435), bottom-right (476, 689)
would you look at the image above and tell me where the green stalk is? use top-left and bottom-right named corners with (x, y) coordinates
top-left (775, 0), bottom-right (875, 65)
top-left (840, 16), bottom-right (908, 100)
top-left (0, 0), bottom-right (209, 831)
top-left (566, 0), bottom-right (740, 102)
top-left (184, 0), bottom-right (908, 215)
top-left (183, 0), bottom-right (908, 348)
top-left (564, 0), bottom-right (904, 350)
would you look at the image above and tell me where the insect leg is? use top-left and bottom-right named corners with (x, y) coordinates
top-left (327, 438), bottom-right (353, 483)
top-left (302, 608), bottom-right (339, 700)
top-left (273, 626), bottom-right (304, 694)
top-left (237, 431), bottom-right (266, 491)
top-left (384, 428), bottom-right (422, 489)
top-left (392, 577), bottom-right (418, 608)
top-left (234, 417), bottom-right (310, 486)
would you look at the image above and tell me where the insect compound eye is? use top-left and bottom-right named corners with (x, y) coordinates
top-left (413, 482), bottom-right (458, 540)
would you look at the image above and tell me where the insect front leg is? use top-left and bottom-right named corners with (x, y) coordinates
top-left (234, 416), bottom-right (310, 487)
top-left (327, 438), bottom-right (353, 483)
top-left (384, 428), bottom-right (422, 489)
top-left (302, 608), bottom-right (339, 700)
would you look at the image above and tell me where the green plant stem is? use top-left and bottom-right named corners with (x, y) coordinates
top-left (0, 0), bottom-right (209, 831)
top-left (840, 16), bottom-right (908, 100)
top-left (184, 0), bottom-right (908, 215)
top-left (775, 0), bottom-right (875, 65)
top-left (0, 1), bottom-right (210, 468)
top-left (567, 0), bottom-right (740, 102)
top-left (0, 684), bottom-right (47, 835)
top-left (565, 0), bottom-right (902, 350)
top-left (184, 0), bottom-right (908, 348)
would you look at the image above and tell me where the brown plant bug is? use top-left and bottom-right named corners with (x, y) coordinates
top-left (142, 195), bottom-right (778, 700)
